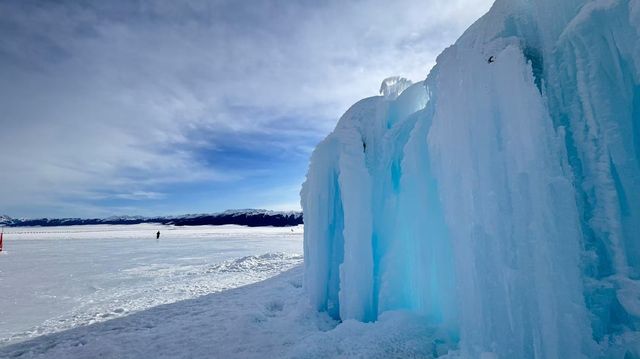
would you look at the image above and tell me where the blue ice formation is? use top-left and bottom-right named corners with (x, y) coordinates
top-left (301, 0), bottom-right (640, 357)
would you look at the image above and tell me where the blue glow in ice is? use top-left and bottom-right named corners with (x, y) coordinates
top-left (301, 0), bottom-right (640, 357)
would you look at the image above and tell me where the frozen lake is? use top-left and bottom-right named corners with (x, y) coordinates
top-left (0, 224), bottom-right (303, 345)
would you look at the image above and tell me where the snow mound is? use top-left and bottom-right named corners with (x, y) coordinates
top-left (207, 253), bottom-right (304, 273)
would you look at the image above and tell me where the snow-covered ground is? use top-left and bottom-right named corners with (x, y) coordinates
top-left (0, 224), bottom-right (455, 359)
top-left (0, 224), bottom-right (303, 347)
top-left (0, 262), bottom-right (450, 359)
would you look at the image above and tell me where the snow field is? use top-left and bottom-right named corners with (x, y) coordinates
top-left (0, 225), bottom-right (302, 346)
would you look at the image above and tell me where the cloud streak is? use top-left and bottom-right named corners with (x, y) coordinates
top-left (0, 0), bottom-right (492, 217)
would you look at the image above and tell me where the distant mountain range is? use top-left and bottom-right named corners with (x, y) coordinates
top-left (0, 210), bottom-right (303, 228)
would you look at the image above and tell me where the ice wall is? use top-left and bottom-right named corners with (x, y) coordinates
top-left (301, 0), bottom-right (640, 358)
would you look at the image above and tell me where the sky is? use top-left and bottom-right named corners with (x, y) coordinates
top-left (0, 0), bottom-right (493, 218)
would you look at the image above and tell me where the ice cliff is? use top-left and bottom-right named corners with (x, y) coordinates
top-left (301, 0), bottom-right (640, 357)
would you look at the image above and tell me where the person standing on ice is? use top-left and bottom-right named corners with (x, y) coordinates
top-left (156, 230), bottom-right (160, 240)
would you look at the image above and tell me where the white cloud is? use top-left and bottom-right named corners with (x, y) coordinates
top-left (0, 0), bottom-right (493, 217)
top-left (114, 191), bottom-right (166, 201)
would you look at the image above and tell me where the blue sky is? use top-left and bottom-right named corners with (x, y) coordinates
top-left (0, 0), bottom-right (492, 218)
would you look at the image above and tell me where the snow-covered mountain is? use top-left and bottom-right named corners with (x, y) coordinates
top-left (0, 209), bottom-right (302, 228)
top-left (0, 215), bottom-right (13, 226)
top-left (302, 0), bottom-right (640, 358)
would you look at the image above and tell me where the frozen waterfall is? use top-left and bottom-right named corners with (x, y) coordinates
top-left (301, 0), bottom-right (640, 358)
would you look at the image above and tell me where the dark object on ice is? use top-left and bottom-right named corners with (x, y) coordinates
top-left (488, 56), bottom-right (495, 64)
top-left (363, 141), bottom-right (367, 152)
top-left (156, 231), bottom-right (160, 239)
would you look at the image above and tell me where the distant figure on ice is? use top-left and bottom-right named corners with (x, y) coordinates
top-left (488, 55), bottom-right (495, 64)
top-left (156, 231), bottom-right (160, 240)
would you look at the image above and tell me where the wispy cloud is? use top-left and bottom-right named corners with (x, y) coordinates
top-left (0, 0), bottom-right (492, 217)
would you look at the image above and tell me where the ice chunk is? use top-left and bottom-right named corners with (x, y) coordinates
top-left (379, 76), bottom-right (413, 100)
